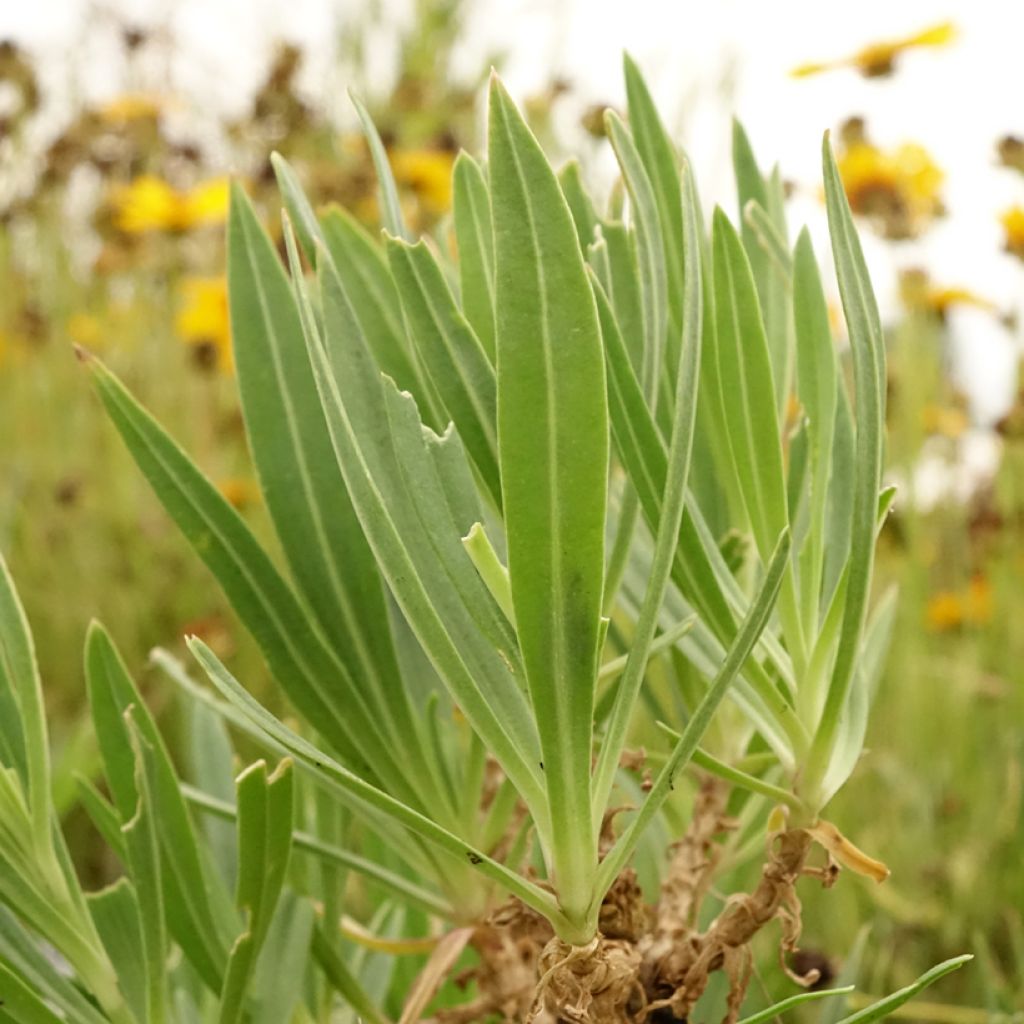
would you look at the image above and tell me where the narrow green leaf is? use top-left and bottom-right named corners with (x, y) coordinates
top-left (0, 552), bottom-right (49, 846)
top-left (270, 153), bottom-right (323, 265)
top-left (819, 585), bottom-right (897, 805)
top-left (593, 528), bottom-right (791, 908)
top-left (489, 75), bottom-right (608, 922)
top-left (85, 621), bottom-right (229, 991)
top-left (84, 352), bottom-right (410, 791)
top-left (87, 880), bottom-right (147, 1023)
top-left (461, 523), bottom-right (514, 624)
top-left (301, 255), bottom-right (543, 804)
top-left (453, 151), bottom-right (496, 361)
top-left (311, 925), bottom-right (393, 1024)
top-left (732, 122), bottom-right (791, 415)
top-left (249, 893), bottom-right (315, 1024)
top-left (319, 207), bottom-right (428, 412)
top-left (219, 759), bottom-right (294, 1024)
top-left (744, 199), bottom-right (793, 283)
top-left (589, 223), bottom-right (645, 378)
top-left (385, 235), bottom-right (501, 507)
top-left (559, 159), bottom-right (600, 248)
top-left (622, 53), bottom-right (684, 345)
top-left (0, 908), bottom-right (109, 1024)
top-left (180, 784), bottom-right (453, 919)
top-left (805, 135), bottom-right (888, 805)
top-left (229, 185), bottom-right (406, 749)
top-left (0, 959), bottom-right (65, 1024)
top-left (592, 161), bottom-right (703, 818)
top-left (187, 637), bottom-right (567, 933)
top-left (349, 90), bottom-right (407, 239)
top-left (710, 208), bottom-right (787, 559)
top-left (793, 227), bottom-right (838, 647)
top-left (835, 956), bottom-right (972, 1024)
top-left (122, 712), bottom-right (168, 1024)
top-left (737, 987), bottom-right (855, 1024)
top-left (605, 110), bottom-right (667, 408)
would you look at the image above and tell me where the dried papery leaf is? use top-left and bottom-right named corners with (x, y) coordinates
top-left (398, 926), bottom-right (474, 1024)
top-left (806, 820), bottom-right (890, 883)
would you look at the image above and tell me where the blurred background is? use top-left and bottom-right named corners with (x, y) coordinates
top-left (1, 0), bottom-right (1022, 1016)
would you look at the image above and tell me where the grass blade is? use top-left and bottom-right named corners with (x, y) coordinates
top-left (835, 956), bottom-right (972, 1024)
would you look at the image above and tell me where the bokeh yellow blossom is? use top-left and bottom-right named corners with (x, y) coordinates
top-left (175, 276), bottom-right (232, 373)
top-left (836, 124), bottom-right (944, 239)
top-left (792, 22), bottom-right (956, 79)
top-left (391, 148), bottom-right (455, 215)
top-left (66, 313), bottom-right (105, 351)
top-left (1000, 206), bottom-right (1024, 261)
top-left (97, 93), bottom-right (165, 124)
top-left (926, 575), bottom-right (993, 632)
top-left (921, 403), bottom-right (969, 439)
top-left (109, 175), bottom-right (231, 234)
top-left (899, 269), bottom-right (994, 318)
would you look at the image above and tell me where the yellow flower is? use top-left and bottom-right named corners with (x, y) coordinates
top-left (109, 175), bottom-right (232, 234)
top-left (175, 276), bottom-right (232, 373)
top-left (792, 22), bottom-right (956, 79)
top-left (66, 313), bottom-right (104, 351)
top-left (899, 268), bottom-right (995, 318)
top-left (390, 148), bottom-right (455, 215)
top-left (179, 177), bottom-right (231, 229)
top-left (964, 575), bottom-right (993, 625)
top-left (836, 131), bottom-right (944, 239)
top-left (921, 403), bottom-right (969, 438)
top-left (925, 575), bottom-right (992, 632)
top-left (110, 175), bottom-right (180, 233)
top-left (1000, 206), bottom-right (1024, 261)
top-left (97, 93), bottom-right (164, 124)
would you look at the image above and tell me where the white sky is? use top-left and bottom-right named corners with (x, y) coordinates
top-left (4, 0), bottom-right (1024, 420)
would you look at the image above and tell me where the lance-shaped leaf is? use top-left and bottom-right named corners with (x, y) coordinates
top-left (489, 75), bottom-right (608, 922)
top-left (623, 54), bottom-right (684, 345)
top-left (85, 621), bottom-right (231, 991)
top-left (591, 160), bottom-right (703, 817)
top-left (453, 151), bottom-right (496, 361)
top-left (793, 228), bottom-right (838, 643)
top-left (606, 110), bottom-right (667, 409)
top-left (588, 223), bottom-right (645, 379)
top-left (593, 528), bottom-right (792, 906)
top-left (122, 712), bottom-right (168, 1024)
top-left (228, 186), bottom-right (411, 765)
top-left (304, 248), bottom-right (545, 814)
top-left (805, 136), bottom-right (887, 804)
top-left (319, 207), bottom-right (428, 414)
top-left (219, 759), bottom-right (294, 1024)
top-left (710, 208), bottom-right (787, 560)
top-left (834, 955), bottom-right (972, 1024)
top-left (0, 551), bottom-right (49, 847)
top-left (733, 121), bottom-right (791, 415)
top-left (187, 638), bottom-right (569, 935)
top-left (350, 90), bottom-right (407, 240)
top-left (385, 235), bottom-right (501, 507)
top-left (84, 353), bottom-right (429, 805)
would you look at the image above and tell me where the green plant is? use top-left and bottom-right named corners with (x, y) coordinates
top-left (0, 59), bottom-right (972, 1022)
